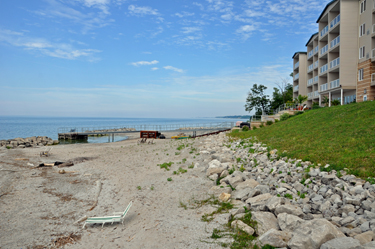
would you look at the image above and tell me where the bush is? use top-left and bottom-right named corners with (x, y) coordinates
top-left (331, 99), bottom-right (341, 106)
top-left (280, 113), bottom-right (290, 121)
top-left (242, 126), bottom-right (249, 131)
top-left (266, 120), bottom-right (273, 126)
top-left (274, 119), bottom-right (279, 123)
top-left (259, 122), bottom-right (264, 128)
top-left (253, 126), bottom-right (257, 130)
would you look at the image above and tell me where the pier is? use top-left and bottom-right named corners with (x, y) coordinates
top-left (58, 122), bottom-right (235, 141)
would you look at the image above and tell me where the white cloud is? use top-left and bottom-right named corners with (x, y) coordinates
top-left (181, 27), bottom-right (201, 34)
top-left (76, 0), bottom-right (111, 15)
top-left (174, 11), bottom-right (195, 18)
top-left (236, 25), bottom-right (256, 40)
top-left (193, 2), bottom-right (205, 11)
top-left (164, 66), bottom-right (185, 73)
top-left (130, 60), bottom-right (159, 66)
top-left (128, 5), bottom-right (160, 16)
top-left (151, 67), bottom-right (159, 70)
top-left (0, 28), bottom-right (101, 61)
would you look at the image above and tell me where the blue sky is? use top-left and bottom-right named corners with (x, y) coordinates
top-left (0, 0), bottom-right (331, 118)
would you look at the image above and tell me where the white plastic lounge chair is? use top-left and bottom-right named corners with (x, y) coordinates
top-left (83, 201), bottom-right (132, 229)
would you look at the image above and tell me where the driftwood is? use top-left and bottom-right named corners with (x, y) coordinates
top-left (73, 215), bottom-right (87, 225)
top-left (14, 158), bottom-right (29, 161)
top-left (89, 180), bottom-right (102, 211)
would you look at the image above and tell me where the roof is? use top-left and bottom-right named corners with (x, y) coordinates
top-left (305, 32), bottom-right (319, 46)
top-left (316, 0), bottom-right (338, 23)
top-left (292, 52), bottom-right (307, 59)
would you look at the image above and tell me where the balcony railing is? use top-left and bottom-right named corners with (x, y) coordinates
top-left (320, 64), bottom-right (328, 74)
top-left (308, 64), bottom-right (314, 71)
top-left (373, 24), bottom-right (375, 34)
top-left (330, 14), bottom-right (340, 29)
top-left (320, 25), bottom-right (328, 37)
top-left (314, 46), bottom-right (319, 54)
top-left (294, 61), bottom-right (299, 69)
top-left (314, 76), bottom-right (318, 83)
top-left (308, 78), bottom-right (314, 86)
top-left (330, 35), bottom-right (340, 48)
top-left (372, 73), bottom-right (375, 83)
top-left (320, 44), bottom-right (328, 56)
top-left (320, 83), bottom-right (328, 92)
top-left (372, 48), bottom-right (375, 58)
top-left (308, 92), bottom-right (313, 99)
top-left (308, 50), bottom-right (314, 58)
top-left (294, 85), bottom-right (299, 92)
top-left (294, 73), bottom-right (299, 80)
top-left (330, 79), bottom-right (340, 89)
top-left (314, 61), bottom-right (319, 68)
top-left (314, 91), bottom-right (319, 97)
top-left (330, 57), bottom-right (340, 69)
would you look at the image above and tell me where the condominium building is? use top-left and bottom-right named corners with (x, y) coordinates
top-left (292, 52), bottom-right (307, 99)
top-left (293, 0), bottom-right (375, 107)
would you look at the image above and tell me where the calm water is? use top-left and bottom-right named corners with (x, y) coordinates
top-left (0, 117), bottom-right (246, 143)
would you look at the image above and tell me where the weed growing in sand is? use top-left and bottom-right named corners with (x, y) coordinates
top-left (188, 163), bottom-right (194, 169)
top-left (284, 193), bottom-right (293, 199)
top-left (167, 177), bottom-right (172, 181)
top-left (158, 162), bottom-right (174, 171)
top-left (150, 186), bottom-right (154, 190)
top-left (182, 158), bottom-right (187, 163)
top-left (175, 152), bottom-right (181, 155)
top-left (137, 186), bottom-right (141, 190)
top-left (179, 201), bottom-right (188, 210)
top-left (177, 144), bottom-right (185, 151)
top-left (173, 167), bottom-right (187, 175)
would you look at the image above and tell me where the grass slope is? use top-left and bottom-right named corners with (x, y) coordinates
top-left (229, 101), bottom-right (375, 178)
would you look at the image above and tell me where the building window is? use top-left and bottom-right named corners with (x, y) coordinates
top-left (359, 68), bottom-right (364, 81)
top-left (363, 95), bottom-right (367, 101)
top-left (344, 95), bottom-right (356, 104)
top-left (359, 46), bottom-right (365, 59)
top-left (361, 0), bottom-right (367, 13)
top-left (360, 23), bottom-right (366, 37)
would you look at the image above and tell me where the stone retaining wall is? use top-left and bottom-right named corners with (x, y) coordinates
top-left (0, 136), bottom-right (59, 149)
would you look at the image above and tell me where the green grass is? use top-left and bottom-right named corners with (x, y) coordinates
top-left (158, 162), bottom-right (174, 171)
top-left (228, 101), bottom-right (375, 178)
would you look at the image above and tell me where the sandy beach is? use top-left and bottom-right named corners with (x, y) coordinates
top-left (0, 135), bottom-right (228, 249)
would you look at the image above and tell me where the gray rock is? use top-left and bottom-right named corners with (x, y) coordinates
top-left (345, 197), bottom-right (361, 206)
top-left (287, 219), bottom-right (345, 249)
top-left (277, 213), bottom-right (304, 232)
top-left (208, 186), bottom-right (232, 197)
top-left (364, 241), bottom-right (375, 249)
top-left (342, 205), bottom-right (356, 214)
top-left (231, 220), bottom-right (255, 235)
top-left (348, 228), bottom-right (363, 237)
top-left (265, 196), bottom-right (283, 212)
top-left (354, 231), bottom-right (374, 245)
top-left (254, 184), bottom-right (270, 194)
top-left (311, 194), bottom-right (324, 204)
top-left (340, 216), bottom-right (356, 226)
top-left (232, 188), bottom-right (252, 200)
top-left (235, 178), bottom-right (259, 190)
top-left (246, 193), bottom-right (272, 207)
top-left (258, 228), bottom-right (291, 248)
top-left (320, 237), bottom-right (364, 249)
top-left (365, 210), bottom-right (375, 220)
top-left (252, 211), bottom-right (279, 236)
top-left (228, 175), bottom-right (244, 188)
top-left (275, 204), bottom-right (304, 218)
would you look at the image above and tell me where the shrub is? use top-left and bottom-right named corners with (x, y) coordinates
top-left (266, 120), bottom-right (273, 126)
top-left (259, 122), bottom-right (265, 128)
top-left (280, 113), bottom-right (290, 121)
top-left (167, 177), bottom-right (172, 181)
top-left (331, 99), bottom-right (341, 106)
top-left (253, 126), bottom-right (257, 130)
top-left (274, 119), bottom-right (279, 123)
top-left (242, 126), bottom-right (249, 131)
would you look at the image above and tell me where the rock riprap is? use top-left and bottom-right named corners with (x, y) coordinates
top-left (0, 136), bottom-right (59, 149)
top-left (196, 132), bottom-right (375, 249)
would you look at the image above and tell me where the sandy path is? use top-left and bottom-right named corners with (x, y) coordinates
top-left (0, 137), bottom-right (224, 249)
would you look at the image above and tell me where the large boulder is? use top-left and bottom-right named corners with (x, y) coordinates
top-left (354, 231), bottom-right (374, 245)
top-left (246, 193), bottom-right (272, 208)
top-left (288, 219), bottom-right (345, 249)
top-left (265, 196), bottom-right (284, 212)
top-left (277, 213), bottom-right (304, 232)
top-left (235, 179), bottom-right (259, 190)
top-left (320, 237), bottom-right (363, 249)
top-left (206, 166), bottom-right (227, 176)
top-left (251, 211), bottom-right (279, 236)
top-left (208, 186), bottom-right (232, 197)
top-left (258, 228), bottom-right (291, 248)
top-left (275, 204), bottom-right (304, 218)
top-left (231, 220), bottom-right (255, 235)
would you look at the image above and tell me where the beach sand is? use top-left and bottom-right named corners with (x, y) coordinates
top-left (0, 135), bottom-right (226, 249)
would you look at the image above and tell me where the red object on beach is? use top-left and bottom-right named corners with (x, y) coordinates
top-left (140, 131), bottom-right (158, 139)
top-left (235, 121), bottom-right (243, 127)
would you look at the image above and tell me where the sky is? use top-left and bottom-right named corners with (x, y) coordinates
top-left (0, 0), bottom-right (331, 118)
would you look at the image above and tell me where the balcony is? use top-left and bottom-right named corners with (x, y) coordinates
top-left (314, 46), bottom-right (319, 54)
top-left (308, 64), bottom-right (314, 72)
top-left (372, 48), bottom-right (375, 59)
top-left (330, 36), bottom-right (340, 49)
top-left (294, 73), bottom-right (299, 80)
top-left (308, 78), bottom-right (314, 86)
top-left (320, 25), bottom-right (328, 37)
top-left (308, 50), bottom-right (314, 58)
top-left (373, 24), bottom-right (375, 34)
top-left (372, 73), bottom-right (375, 86)
top-left (294, 61), bottom-right (299, 69)
top-left (314, 61), bottom-right (319, 69)
top-left (320, 83), bottom-right (328, 92)
top-left (330, 14), bottom-right (340, 29)
top-left (314, 91), bottom-right (319, 97)
top-left (314, 76), bottom-right (318, 83)
top-left (330, 79), bottom-right (340, 89)
top-left (320, 64), bottom-right (328, 74)
top-left (330, 57), bottom-right (340, 69)
top-left (320, 44), bottom-right (328, 56)
top-left (294, 85), bottom-right (299, 92)
top-left (308, 92), bottom-right (313, 99)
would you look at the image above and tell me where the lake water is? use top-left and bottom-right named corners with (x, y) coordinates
top-left (0, 117), bottom-right (247, 143)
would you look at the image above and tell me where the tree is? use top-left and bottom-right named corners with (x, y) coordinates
top-left (245, 84), bottom-right (270, 116)
top-left (270, 79), bottom-right (293, 110)
top-left (322, 96), bottom-right (329, 107)
top-left (294, 94), bottom-right (308, 106)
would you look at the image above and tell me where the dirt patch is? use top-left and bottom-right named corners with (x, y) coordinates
top-left (52, 233), bottom-right (81, 248)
